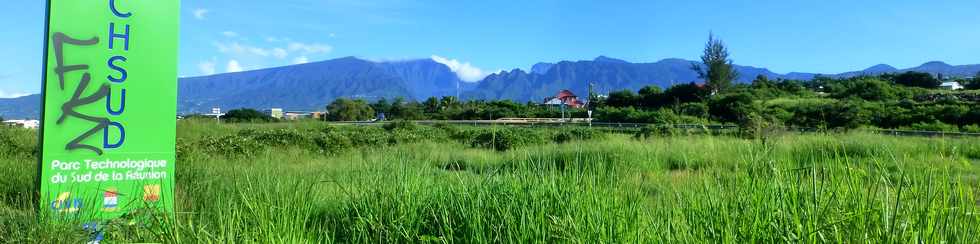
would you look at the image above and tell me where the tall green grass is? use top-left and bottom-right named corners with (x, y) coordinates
top-left (0, 121), bottom-right (978, 242)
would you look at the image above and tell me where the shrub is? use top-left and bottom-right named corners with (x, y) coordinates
top-left (221, 108), bottom-right (276, 123)
top-left (828, 78), bottom-right (898, 101)
top-left (197, 135), bottom-right (266, 158)
top-left (633, 125), bottom-right (679, 139)
top-left (552, 128), bottom-right (604, 144)
top-left (893, 71), bottom-right (941, 89)
top-left (312, 130), bottom-right (353, 154)
top-left (383, 120), bottom-right (418, 131)
top-left (328, 126), bottom-right (388, 148)
top-left (239, 129), bottom-right (312, 148)
top-left (470, 128), bottom-right (546, 151)
top-left (909, 121), bottom-right (959, 132)
top-left (784, 101), bottom-right (867, 130)
top-left (962, 124), bottom-right (980, 133)
top-left (678, 102), bottom-right (709, 118)
top-left (0, 127), bottom-right (37, 160)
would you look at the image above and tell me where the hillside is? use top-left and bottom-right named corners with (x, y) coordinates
top-left (0, 94), bottom-right (40, 120)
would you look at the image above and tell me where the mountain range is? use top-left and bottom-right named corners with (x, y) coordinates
top-left (1, 57), bottom-right (978, 119)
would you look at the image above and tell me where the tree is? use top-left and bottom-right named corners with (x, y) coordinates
top-left (637, 85), bottom-right (664, 108)
top-left (692, 33), bottom-right (738, 94)
top-left (605, 90), bottom-right (639, 107)
top-left (829, 77), bottom-right (897, 101)
top-left (893, 71), bottom-right (940, 88)
top-left (221, 108), bottom-right (275, 123)
top-left (751, 75), bottom-right (773, 88)
top-left (327, 98), bottom-right (375, 121)
top-left (440, 96), bottom-right (461, 109)
top-left (662, 82), bottom-right (709, 105)
top-left (371, 98), bottom-right (392, 115)
top-left (708, 92), bottom-right (757, 123)
top-left (967, 72), bottom-right (980, 90)
top-left (423, 97), bottom-right (440, 113)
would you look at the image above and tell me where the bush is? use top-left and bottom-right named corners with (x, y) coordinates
top-left (708, 92), bottom-right (758, 123)
top-left (552, 128), bottom-right (604, 144)
top-left (382, 120), bottom-right (418, 131)
top-left (221, 108), bottom-right (276, 123)
top-left (0, 127), bottom-right (37, 160)
top-left (739, 113), bottom-right (784, 141)
top-left (828, 78), bottom-right (898, 101)
top-left (239, 129), bottom-right (312, 147)
top-left (678, 103), bottom-right (709, 118)
top-left (909, 120), bottom-right (958, 132)
top-left (893, 71), bottom-right (940, 89)
top-left (312, 130), bottom-right (353, 154)
top-left (633, 125), bottom-right (680, 139)
top-left (962, 124), bottom-right (980, 133)
top-left (470, 128), bottom-right (546, 151)
top-left (330, 126), bottom-right (388, 147)
top-left (784, 101), bottom-right (867, 130)
top-left (198, 135), bottom-right (266, 158)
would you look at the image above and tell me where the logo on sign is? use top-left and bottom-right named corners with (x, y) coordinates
top-left (143, 184), bottom-right (161, 202)
top-left (103, 188), bottom-right (119, 211)
top-left (50, 192), bottom-right (83, 213)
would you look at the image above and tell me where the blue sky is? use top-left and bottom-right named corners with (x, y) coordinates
top-left (2, 0), bottom-right (979, 97)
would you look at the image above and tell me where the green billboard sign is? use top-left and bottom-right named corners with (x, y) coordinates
top-left (38, 0), bottom-right (179, 221)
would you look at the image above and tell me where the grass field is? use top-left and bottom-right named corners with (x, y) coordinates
top-left (2, 120), bottom-right (979, 243)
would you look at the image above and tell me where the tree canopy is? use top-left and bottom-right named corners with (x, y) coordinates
top-left (221, 109), bottom-right (275, 123)
top-left (893, 71), bottom-right (940, 88)
top-left (327, 98), bottom-right (376, 121)
top-left (692, 33), bottom-right (738, 94)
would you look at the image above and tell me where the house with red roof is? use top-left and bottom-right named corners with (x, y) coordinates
top-left (542, 89), bottom-right (584, 108)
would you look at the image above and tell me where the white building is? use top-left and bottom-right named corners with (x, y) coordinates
top-left (3, 120), bottom-right (40, 129)
top-left (940, 82), bottom-right (964, 90)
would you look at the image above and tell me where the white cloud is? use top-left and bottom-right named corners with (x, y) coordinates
top-left (216, 42), bottom-right (271, 57)
top-left (287, 42), bottom-right (333, 54)
top-left (193, 8), bottom-right (209, 20)
top-left (212, 35), bottom-right (332, 71)
top-left (265, 37), bottom-right (291, 43)
top-left (216, 41), bottom-right (331, 59)
top-left (272, 48), bottom-right (288, 59)
top-left (198, 59), bottom-right (216, 75)
top-left (226, 60), bottom-right (243, 73)
top-left (222, 31), bottom-right (239, 38)
top-left (0, 89), bottom-right (30, 99)
top-left (293, 56), bottom-right (309, 64)
top-left (431, 55), bottom-right (489, 82)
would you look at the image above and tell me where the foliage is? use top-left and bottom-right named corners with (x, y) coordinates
top-left (966, 76), bottom-right (980, 90)
top-left (691, 33), bottom-right (738, 93)
top-left (893, 71), bottom-right (941, 88)
top-left (552, 127), bottom-right (604, 144)
top-left (827, 77), bottom-right (899, 101)
top-left (469, 127), bottom-right (547, 151)
top-left (908, 120), bottom-right (959, 132)
top-left (605, 90), bottom-right (639, 108)
top-left (678, 102), bottom-right (709, 118)
top-left (708, 92), bottom-right (758, 123)
top-left (382, 120), bottom-right (418, 131)
top-left (327, 98), bottom-right (375, 121)
top-left (781, 101), bottom-right (867, 130)
top-left (962, 124), bottom-right (980, 133)
top-left (220, 108), bottom-right (276, 123)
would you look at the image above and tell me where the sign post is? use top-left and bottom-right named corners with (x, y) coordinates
top-left (38, 0), bottom-right (179, 222)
